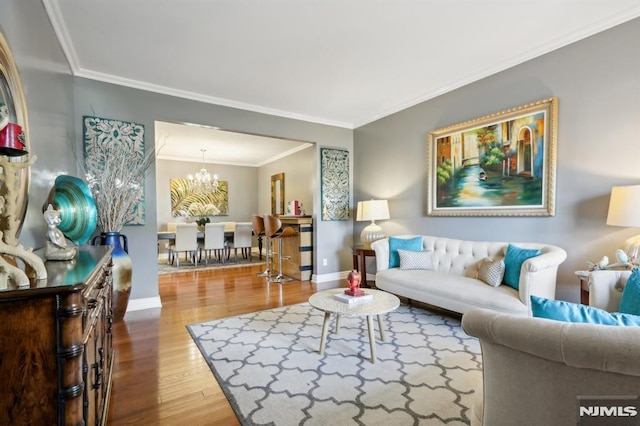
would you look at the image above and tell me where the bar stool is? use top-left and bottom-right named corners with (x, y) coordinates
top-left (251, 214), bottom-right (265, 259)
top-left (264, 215), bottom-right (296, 283)
top-left (253, 215), bottom-right (271, 277)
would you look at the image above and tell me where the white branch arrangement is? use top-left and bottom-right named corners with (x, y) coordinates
top-left (83, 147), bottom-right (155, 232)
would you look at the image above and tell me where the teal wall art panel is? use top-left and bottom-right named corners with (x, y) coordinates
top-left (320, 147), bottom-right (349, 221)
top-left (83, 115), bottom-right (146, 227)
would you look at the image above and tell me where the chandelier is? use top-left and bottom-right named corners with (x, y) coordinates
top-left (187, 149), bottom-right (219, 193)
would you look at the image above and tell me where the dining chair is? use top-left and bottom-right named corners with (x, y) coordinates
top-left (170, 224), bottom-right (199, 267)
top-left (220, 221), bottom-right (237, 233)
top-left (264, 215), bottom-right (296, 282)
top-left (201, 223), bottom-right (226, 265)
top-left (163, 222), bottom-right (181, 263)
top-left (229, 222), bottom-right (253, 262)
top-left (220, 221), bottom-right (236, 254)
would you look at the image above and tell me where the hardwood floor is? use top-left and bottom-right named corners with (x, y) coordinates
top-left (107, 264), bottom-right (334, 425)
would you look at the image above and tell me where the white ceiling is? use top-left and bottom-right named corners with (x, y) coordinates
top-left (155, 121), bottom-right (312, 167)
top-left (43, 0), bottom-right (640, 162)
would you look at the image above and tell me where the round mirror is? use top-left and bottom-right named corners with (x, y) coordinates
top-left (0, 30), bottom-right (30, 245)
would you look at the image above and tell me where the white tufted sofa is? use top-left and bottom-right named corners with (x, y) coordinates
top-left (371, 235), bottom-right (567, 316)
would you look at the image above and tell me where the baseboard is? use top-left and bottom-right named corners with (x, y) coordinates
top-left (126, 296), bottom-right (163, 312)
top-left (312, 271), bottom-right (375, 282)
top-left (311, 270), bottom-right (351, 283)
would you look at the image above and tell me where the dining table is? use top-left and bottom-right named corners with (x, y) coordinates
top-left (157, 230), bottom-right (235, 265)
top-left (157, 230), bottom-right (236, 241)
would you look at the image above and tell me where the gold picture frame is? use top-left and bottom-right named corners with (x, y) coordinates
top-left (271, 173), bottom-right (285, 215)
top-left (427, 97), bottom-right (558, 217)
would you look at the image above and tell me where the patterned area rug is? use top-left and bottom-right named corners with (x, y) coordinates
top-left (187, 303), bottom-right (482, 425)
top-left (157, 253), bottom-right (265, 275)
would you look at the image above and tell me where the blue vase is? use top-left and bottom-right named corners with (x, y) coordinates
top-left (92, 232), bottom-right (132, 322)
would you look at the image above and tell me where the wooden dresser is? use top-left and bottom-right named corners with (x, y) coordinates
top-left (0, 246), bottom-right (114, 425)
top-left (275, 216), bottom-right (313, 281)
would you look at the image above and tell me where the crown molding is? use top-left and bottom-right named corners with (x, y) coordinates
top-left (44, 1), bottom-right (640, 130)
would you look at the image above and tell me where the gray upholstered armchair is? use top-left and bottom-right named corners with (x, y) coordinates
top-left (462, 269), bottom-right (640, 426)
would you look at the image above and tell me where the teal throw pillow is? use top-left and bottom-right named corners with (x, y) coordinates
top-left (388, 236), bottom-right (423, 268)
top-left (530, 295), bottom-right (640, 327)
top-left (503, 244), bottom-right (541, 289)
top-left (619, 267), bottom-right (640, 315)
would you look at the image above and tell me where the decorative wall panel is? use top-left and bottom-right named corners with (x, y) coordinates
top-left (170, 179), bottom-right (229, 217)
top-left (320, 147), bottom-right (349, 221)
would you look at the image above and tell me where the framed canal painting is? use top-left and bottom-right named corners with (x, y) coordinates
top-left (427, 97), bottom-right (558, 217)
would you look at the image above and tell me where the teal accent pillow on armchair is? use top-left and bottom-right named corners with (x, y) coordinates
top-left (619, 267), bottom-right (640, 315)
top-left (531, 295), bottom-right (640, 327)
top-left (388, 236), bottom-right (423, 268)
top-left (503, 244), bottom-right (541, 289)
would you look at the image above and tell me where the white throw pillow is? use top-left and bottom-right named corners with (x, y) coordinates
top-left (398, 249), bottom-right (434, 270)
top-left (477, 257), bottom-right (505, 287)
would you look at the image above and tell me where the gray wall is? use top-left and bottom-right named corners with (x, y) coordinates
top-left (156, 158), bottom-right (259, 229)
top-left (258, 145), bottom-right (314, 216)
top-left (354, 17), bottom-right (640, 302)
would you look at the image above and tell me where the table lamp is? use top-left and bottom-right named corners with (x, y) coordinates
top-left (357, 199), bottom-right (390, 248)
top-left (606, 185), bottom-right (640, 260)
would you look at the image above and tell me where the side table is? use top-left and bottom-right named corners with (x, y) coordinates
top-left (351, 245), bottom-right (376, 288)
top-left (575, 270), bottom-right (589, 305)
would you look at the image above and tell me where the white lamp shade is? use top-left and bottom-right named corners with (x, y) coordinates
top-left (606, 185), bottom-right (640, 227)
top-left (356, 200), bottom-right (390, 222)
top-left (356, 199), bottom-right (390, 247)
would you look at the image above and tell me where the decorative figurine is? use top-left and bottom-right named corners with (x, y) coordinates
top-left (597, 256), bottom-right (609, 269)
top-left (587, 250), bottom-right (637, 271)
top-left (43, 204), bottom-right (76, 260)
top-left (616, 249), bottom-right (629, 264)
top-left (345, 269), bottom-right (365, 296)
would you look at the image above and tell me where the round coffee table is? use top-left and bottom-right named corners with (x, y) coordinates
top-left (308, 288), bottom-right (400, 363)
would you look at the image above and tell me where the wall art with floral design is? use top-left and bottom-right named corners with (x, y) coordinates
top-left (320, 147), bottom-right (349, 221)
